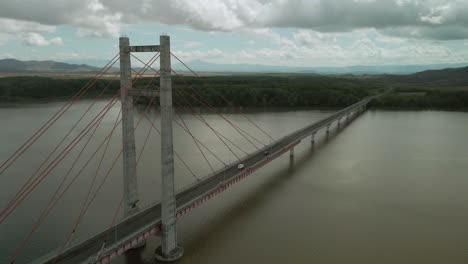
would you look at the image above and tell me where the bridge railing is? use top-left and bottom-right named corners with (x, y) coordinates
top-left (278, 95), bottom-right (374, 147)
top-left (29, 94), bottom-right (379, 264)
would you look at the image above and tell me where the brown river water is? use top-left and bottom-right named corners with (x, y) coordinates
top-left (1, 101), bottom-right (468, 264)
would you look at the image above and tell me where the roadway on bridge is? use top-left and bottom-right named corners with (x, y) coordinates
top-left (32, 96), bottom-right (373, 264)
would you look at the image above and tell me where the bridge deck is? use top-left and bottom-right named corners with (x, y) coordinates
top-left (30, 96), bottom-right (374, 264)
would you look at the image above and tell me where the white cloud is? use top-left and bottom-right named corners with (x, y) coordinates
top-left (0, 0), bottom-right (121, 38)
top-left (0, 18), bottom-right (63, 47)
top-left (50, 37), bottom-right (64, 45)
top-left (23, 33), bottom-right (64, 47)
top-left (0, 18), bottom-right (55, 34)
top-left (243, 28), bottom-right (294, 46)
top-left (88, 0), bottom-right (105, 12)
top-left (74, 12), bottom-right (122, 38)
top-left (1, 0), bottom-right (468, 40)
top-left (174, 48), bottom-right (225, 62)
top-left (24, 33), bottom-right (50, 47)
top-left (256, 0), bottom-right (468, 40)
top-left (171, 26), bottom-right (466, 67)
top-left (293, 30), bottom-right (337, 47)
top-left (1, 0), bottom-right (468, 67)
top-left (420, 4), bottom-right (451, 25)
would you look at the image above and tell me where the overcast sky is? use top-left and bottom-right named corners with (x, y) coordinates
top-left (1, 0), bottom-right (468, 67)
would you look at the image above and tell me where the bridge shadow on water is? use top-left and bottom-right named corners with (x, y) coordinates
top-left (176, 121), bottom-right (353, 260)
top-left (120, 119), bottom-right (357, 263)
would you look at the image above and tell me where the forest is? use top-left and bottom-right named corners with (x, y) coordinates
top-left (0, 74), bottom-right (467, 109)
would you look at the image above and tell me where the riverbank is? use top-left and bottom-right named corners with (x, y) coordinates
top-left (1, 75), bottom-right (468, 110)
top-left (0, 75), bottom-right (375, 108)
top-left (369, 91), bottom-right (468, 109)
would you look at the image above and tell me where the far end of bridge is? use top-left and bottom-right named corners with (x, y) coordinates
top-left (28, 35), bottom-right (380, 264)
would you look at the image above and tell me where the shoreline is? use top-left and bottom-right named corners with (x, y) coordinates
top-left (1, 98), bottom-right (467, 112)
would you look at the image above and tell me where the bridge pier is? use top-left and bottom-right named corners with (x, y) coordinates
top-left (290, 147), bottom-right (295, 158)
top-left (311, 132), bottom-right (316, 146)
top-left (326, 124), bottom-right (331, 138)
top-left (337, 118), bottom-right (341, 129)
top-left (119, 37), bottom-right (140, 217)
top-left (156, 35), bottom-right (184, 262)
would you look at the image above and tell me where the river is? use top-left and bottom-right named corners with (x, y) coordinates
top-left (1, 101), bottom-right (468, 264)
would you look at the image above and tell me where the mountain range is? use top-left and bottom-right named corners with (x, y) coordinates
top-left (0, 59), bottom-right (99, 73)
top-left (171, 59), bottom-right (468, 75)
top-left (1, 58), bottom-right (467, 75)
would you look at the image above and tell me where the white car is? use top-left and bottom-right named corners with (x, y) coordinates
top-left (237, 163), bottom-right (245, 170)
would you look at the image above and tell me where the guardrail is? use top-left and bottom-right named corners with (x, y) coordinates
top-left (30, 93), bottom-right (379, 264)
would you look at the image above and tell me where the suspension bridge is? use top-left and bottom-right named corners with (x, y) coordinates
top-left (0, 35), bottom-right (380, 264)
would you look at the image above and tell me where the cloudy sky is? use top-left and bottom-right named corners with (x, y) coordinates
top-left (1, 0), bottom-right (468, 67)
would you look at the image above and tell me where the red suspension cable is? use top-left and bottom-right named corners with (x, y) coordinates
top-left (0, 54), bottom-right (120, 177)
top-left (9, 57), bottom-right (161, 263)
top-left (1, 53), bottom-right (160, 224)
top-left (142, 112), bottom-right (204, 178)
top-left (50, 71), bottom-right (161, 263)
top-left (171, 52), bottom-right (275, 142)
top-left (175, 109), bottom-right (216, 174)
top-left (0, 94), bottom-right (121, 224)
top-left (3, 71), bottom-right (120, 219)
top-left (8, 101), bottom-right (117, 264)
top-left (174, 89), bottom-right (250, 156)
top-left (172, 71), bottom-right (266, 150)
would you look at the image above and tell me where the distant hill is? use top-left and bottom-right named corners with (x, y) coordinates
top-left (170, 59), bottom-right (468, 75)
top-left (2, 58), bottom-right (468, 76)
top-left (0, 59), bottom-right (101, 73)
top-left (64, 57), bottom-right (468, 75)
top-left (392, 66), bottom-right (468, 87)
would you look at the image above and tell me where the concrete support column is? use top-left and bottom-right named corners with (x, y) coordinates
top-left (290, 147), bottom-right (295, 158)
top-left (119, 37), bottom-right (139, 217)
top-left (346, 113), bottom-right (350, 123)
top-left (311, 132), bottom-right (316, 145)
top-left (157, 35), bottom-right (184, 262)
top-left (337, 118), bottom-right (341, 129)
top-left (326, 124), bottom-right (331, 137)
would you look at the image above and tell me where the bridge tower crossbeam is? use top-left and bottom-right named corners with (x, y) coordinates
top-left (119, 35), bottom-right (183, 261)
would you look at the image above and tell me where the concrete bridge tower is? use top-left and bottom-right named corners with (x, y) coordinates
top-left (119, 37), bottom-right (140, 217)
top-left (120, 35), bottom-right (183, 261)
top-left (156, 35), bottom-right (184, 261)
